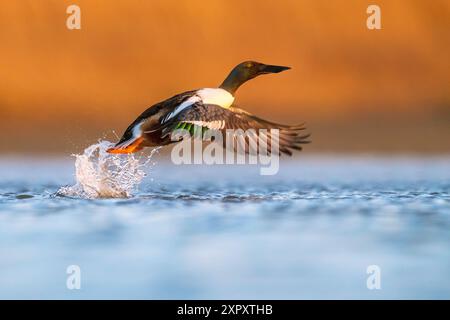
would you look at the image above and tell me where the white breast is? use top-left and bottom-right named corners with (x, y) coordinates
top-left (197, 88), bottom-right (234, 109)
top-left (162, 88), bottom-right (234, 124)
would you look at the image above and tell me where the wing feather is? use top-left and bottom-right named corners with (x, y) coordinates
top-left (160, 102), bottom-right (310, 156)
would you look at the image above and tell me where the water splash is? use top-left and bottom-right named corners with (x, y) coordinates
top-left (58, 141), bottom-right (160, 199)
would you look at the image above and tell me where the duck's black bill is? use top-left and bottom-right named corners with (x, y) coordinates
top-left (260, 64), bottom-right (291, 74)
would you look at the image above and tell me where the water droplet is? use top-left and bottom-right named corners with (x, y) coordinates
top-left (57, 141), bottom-right (161, 199)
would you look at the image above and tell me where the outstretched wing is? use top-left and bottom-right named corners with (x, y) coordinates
top-left (160, 103), bottom-right (310, 156)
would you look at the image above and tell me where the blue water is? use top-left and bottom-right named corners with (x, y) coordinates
top-left (0, 156), bottom-right (449, 299)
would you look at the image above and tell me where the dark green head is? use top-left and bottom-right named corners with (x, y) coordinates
top-left (219, 61), bottom-right (290, 95)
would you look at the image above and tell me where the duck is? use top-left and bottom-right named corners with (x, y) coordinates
top-left (107, 61), bottom-right (310, 155)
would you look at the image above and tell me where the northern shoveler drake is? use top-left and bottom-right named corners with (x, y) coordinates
top-left (107, 61), bottom-right (310, 155)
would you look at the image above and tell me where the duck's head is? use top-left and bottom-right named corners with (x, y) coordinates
top-left (220, 61), bottom-right (290, 94)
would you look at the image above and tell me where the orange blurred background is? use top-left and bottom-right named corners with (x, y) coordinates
top-left (1, 0), bottom-right (449, 154)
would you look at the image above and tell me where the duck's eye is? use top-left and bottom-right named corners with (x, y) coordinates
top-left (246, 62), bottom-right (253, 68)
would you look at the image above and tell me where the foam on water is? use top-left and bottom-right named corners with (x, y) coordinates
top-left (58, 141), bottom-right (160, 198)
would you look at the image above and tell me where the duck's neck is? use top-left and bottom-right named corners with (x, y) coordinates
top-left (219, 69), bottom-right (247, 95)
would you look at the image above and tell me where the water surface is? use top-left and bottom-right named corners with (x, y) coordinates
top-left (0, 155), bottom-right (449, 299)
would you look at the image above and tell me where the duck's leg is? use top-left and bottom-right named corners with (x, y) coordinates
top-left (107, 137), bottom-right (145, 154)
